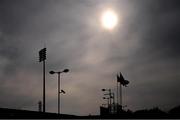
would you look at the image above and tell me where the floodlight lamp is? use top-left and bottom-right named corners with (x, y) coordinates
top-left (49, 71), bottom-right (55, 74)
top-left (63, 69), bottom-right (69, 73)
top-left (102, 89), bottom-right (106, 91)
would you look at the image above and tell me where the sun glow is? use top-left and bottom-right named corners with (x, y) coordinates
top-left (101, 9), bottom-right (118, 30)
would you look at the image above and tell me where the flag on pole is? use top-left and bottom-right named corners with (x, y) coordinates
top-left (117, 74), bottom-right (120, 82)
top-left (117, 72), bottom-right (129, 87)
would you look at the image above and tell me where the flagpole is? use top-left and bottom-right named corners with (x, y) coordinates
top-left (116, 80), bottom-right (119, 113)
top-left (120, 83), bottom-right (122, 110)
top-left (117, 79), bottom-right (119, 104)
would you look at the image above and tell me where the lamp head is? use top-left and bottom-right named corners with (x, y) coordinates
top-left (49, 71), bottom-right (55, 74)
top-left (102, 89), bottom-right (106, 91)
top-left (63, 69), bottom-right (69, 73)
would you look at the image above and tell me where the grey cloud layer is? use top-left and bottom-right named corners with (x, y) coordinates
top-left (0, 0), bottom-right (180, 115)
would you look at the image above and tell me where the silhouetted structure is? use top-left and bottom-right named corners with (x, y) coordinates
top-left (169, 105), bottom-right (180, 114)
top-left (38, 48), bottom-right (47, 113)
top-left (116, 72), bottom-right (129, 110)
top-left (101, 73), bottom-right (130, 115)
top-left (1, 106), bottom-right (180, 119)
top-left (0, 108), bottom-right (76, 119)
top-left (100, 106), bottom-right (109, 116)
top-left (49, 69), bottom-right (69, 114)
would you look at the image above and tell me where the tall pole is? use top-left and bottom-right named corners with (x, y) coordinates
top-left (58, 72), bottom-right (60, 114)
top-left (49, 69), bottom-right (69, 114)
top-left (117, 81), bottom-right (119, 105)
top-left (39, 48), bottom-right (46, 113)
top-left (109, 89), bottom-right (112, 114)
top-left (120, 83), bottom-right (122, 110)
top-left (43, 60), bottom-right (45, 113)
top-left (112, 93), bottom-right (115, 114)
top-left (107, 98), bottom-right (110, 107)
top-left (116, 81), bottom-right (119, 114)
top-left (109, 89), bottom-right (112, 106)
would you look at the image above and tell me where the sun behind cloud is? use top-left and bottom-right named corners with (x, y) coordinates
top-left (101, 9), bottom-right (119, 30)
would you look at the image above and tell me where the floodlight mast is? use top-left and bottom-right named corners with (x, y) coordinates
top-left (102, 89), bottom-right (112, 108)
top-left (39, 48), bottom-right (46, 113)
top-left (102, 88), bottom-right (114, 114)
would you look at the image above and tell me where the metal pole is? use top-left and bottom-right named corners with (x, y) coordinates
top-left (58, 72), bottom-right (60, 114)
top-left (113, 93), bottom-right (115, 113)
top-left (116, 81), bottom-right (119, 114)
top-left (109, 89), bottom-right (112, 114)
top-left (112, 93), bottom-right (115, 114)
top-left (117, 81), bottom-right (119, 104)
top-left (107, 98), bottom-right (110, 107)
top-left (43, 60), bottom-right (45, 113)
top-left (109, 89), bottom-right (112, 106)
top-left (120, 83), bottom-right (122, 110)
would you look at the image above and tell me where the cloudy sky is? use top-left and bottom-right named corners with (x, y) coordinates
top-left (0, 0), bottom-right (180, 115)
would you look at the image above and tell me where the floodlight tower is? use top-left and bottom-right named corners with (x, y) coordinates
top-left (102, 88), bottom-right (113, 114)
top-left (39, 48), bottom-right (47, 113)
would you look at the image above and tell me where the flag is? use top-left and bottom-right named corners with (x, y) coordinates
top-left (119, 72), bottom-right (125, 82)
top-left (117, 72), bottom-right (125, 83)
top-left (117, 72), bottom-right (129, 87)
top-left (117, 74), bottom-right (120, 82)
